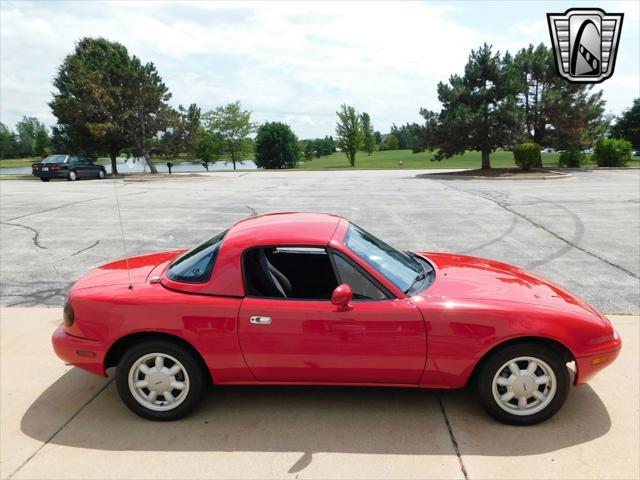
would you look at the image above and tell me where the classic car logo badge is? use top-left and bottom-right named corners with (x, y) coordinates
top-left (547, 8), bottom-right (624, 83)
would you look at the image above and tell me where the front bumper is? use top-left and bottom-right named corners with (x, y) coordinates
top-left (52, 323), bottom-right (108, 376)
top-left (574, 333), bottom-right (622, 385)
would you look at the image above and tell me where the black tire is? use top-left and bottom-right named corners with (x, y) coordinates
top-left (98, 168), bottom-right (106, 179)
top-left (40, 178), bottom-right (50, 182)
top-left (116, 340), bottom-right (205, 421)
top-left (475, 342), bottom-right (570, 425)
top-left (67, 170), bottom-right (77, 181)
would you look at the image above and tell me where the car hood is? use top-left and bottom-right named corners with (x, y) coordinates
top-left (73, 250), bottom-right (184, 290)
top-left (417, 252), bottom-right (602, 317)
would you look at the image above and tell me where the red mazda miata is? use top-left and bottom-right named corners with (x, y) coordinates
top-left (53, 212), bottom-right (621, 424)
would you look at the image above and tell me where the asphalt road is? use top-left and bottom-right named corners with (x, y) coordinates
top-left (0, 169), bottom-right (638, 313)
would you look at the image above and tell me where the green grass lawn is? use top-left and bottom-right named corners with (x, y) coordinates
top-left (2, 150), bottom-right (638, 170)
top-left (296, 149), bottom-right (640, 169)
top-left (297, 149), bottom-right (564, 169)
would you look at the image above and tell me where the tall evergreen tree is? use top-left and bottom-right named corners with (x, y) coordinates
top-left (611, 98), bottom-right (640, 149)
top-left (360, 112), bottom-right (375, 155)
top-left (50, 38), bottom-right (132, 174)
top-left (420, 44), bottom-right (521, 169)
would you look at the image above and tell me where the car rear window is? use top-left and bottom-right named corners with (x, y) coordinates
top-left (166, 230), bottom-right (227, 283)
top-left (42, 155), bottom-right (68, 164)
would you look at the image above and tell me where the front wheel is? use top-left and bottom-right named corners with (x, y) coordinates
top-left (40, 178), bottom-right (50, 182)
top-left (98, 168), bottom-right (106, 179)
top-left (475, 343), bottom-right (569, 425)
top-left (116, 340), bottom-right (205, 420)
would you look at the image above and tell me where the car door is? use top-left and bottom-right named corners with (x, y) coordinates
top-left (237, 248), bottom-right (427, 384)
top-left (68, 156), bottom-right (84, 177)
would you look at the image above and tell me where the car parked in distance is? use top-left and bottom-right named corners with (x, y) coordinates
top-left (32, 154), bottom-right (106, 182)
top-left (541, 147), bottom-right (555, 153)
top-left (52, 213), bottom-right (621, 425)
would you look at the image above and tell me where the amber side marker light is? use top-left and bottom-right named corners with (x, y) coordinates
top-left (76, 350), bottom-right (96, 358)
top-left (591, 355), bottom-right (609, 365)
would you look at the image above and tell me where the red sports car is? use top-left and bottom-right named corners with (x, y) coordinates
top-left (52, 212), bottom-right (621, 424)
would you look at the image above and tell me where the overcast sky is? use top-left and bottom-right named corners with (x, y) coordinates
top-left (1, 0), bottom-right (638, 139)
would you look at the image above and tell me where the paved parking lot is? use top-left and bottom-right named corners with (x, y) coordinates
top-left (1, 169), bottom-right (639, 313)
top-left (1, 308), bottom-right (638, 479)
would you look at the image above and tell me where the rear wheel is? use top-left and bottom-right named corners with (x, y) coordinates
top-left (67, 170), bottom-right (77, 181)
top-left (40, 178), bottom-right (50, 182)
top-left (475, 343), bottom-right (569, 425)
top-left (116, 340), bottom-right (205, 421)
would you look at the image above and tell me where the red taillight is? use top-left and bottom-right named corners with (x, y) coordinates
top-left (63, 301), bottom-right (74, 327)
top-left (51, 165), bottom-right (61, 171)
top-left (32, 165), bottom-right (39, 170)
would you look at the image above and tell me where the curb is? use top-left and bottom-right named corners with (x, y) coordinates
top-left (416, 170), bottom-right (574, 181)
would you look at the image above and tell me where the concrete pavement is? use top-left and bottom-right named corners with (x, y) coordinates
top-left (1, 308), bottom-right (638, 480)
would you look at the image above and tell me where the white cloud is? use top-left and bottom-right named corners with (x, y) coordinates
top-left (1, 1), bottom-right (638, 139)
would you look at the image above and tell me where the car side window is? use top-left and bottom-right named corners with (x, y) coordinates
top-left (331, 253), bottom-right (388, 300)
top-left (243, 247), bottom-right (338, 300)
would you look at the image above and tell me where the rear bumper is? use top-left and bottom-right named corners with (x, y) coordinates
top-left (52, 324), bottom-right (108, 376)
top-left (33, 171), bottom-right (68, 179)
top-left (574, 335), bottom-right (622, 385)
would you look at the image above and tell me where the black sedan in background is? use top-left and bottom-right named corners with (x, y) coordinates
top-left (32, 155), bottom-right (107, 182)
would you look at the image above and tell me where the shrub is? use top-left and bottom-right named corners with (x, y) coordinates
top-left (558, 149), bottom-right (585, 168)
top-left (254, 122), bottom-right (300, 169)
top-left (513, 143), bottom-right (541, 171)
top-left (593, 138), bottom-right (632, 167)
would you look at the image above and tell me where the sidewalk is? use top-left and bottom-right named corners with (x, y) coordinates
top-left (1, 308), bottom-right (638, 479)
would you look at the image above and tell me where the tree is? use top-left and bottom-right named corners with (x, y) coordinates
top-left (374, 131), bottom-right (382, 144)
top-left (50, 38), bottom-right (132, 175)
top-left (196, 128), bottom-right (224, 170)
top-left (335, 104), bottom-right (364, 166)
top-left (0, 123), bottom-right (19, 159)
top-left (510, 43), bottom-right (605, 152)
top-left (34, 128), bottom-right (51, 156)
top-left (360, 112), bottom-right (375, 155)
top-left (611, 98), bottom-right (640, 149)
top-left (254, 122), bottom-right (300, 169)
top-left (202, 101), bottom-right (256, 170)
top-left (303, 140), bottom-right (315, 160)
top-left (15, 116), bottom-right (48, 157)
top-left (384, 134), bottom-right (400, 150)
top-left (420, 44), bottom-right (521, 169)
top-left (160, 103), bottom-right (202, 158)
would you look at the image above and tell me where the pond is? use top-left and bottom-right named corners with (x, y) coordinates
top-left (0, 158), bottom-right (258, 175)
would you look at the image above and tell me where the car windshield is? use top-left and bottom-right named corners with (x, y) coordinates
top-left (345, 223), bottom-right (423, 293)
top-left (42, 155), bottom-right (68, 164)
top-left (166, 230), bottom-right (227, 283)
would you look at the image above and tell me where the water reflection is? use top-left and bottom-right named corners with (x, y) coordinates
top-left (0, 157), bottom-right (258, 175)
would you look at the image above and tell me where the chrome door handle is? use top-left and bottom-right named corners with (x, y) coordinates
top-left (249, 316), bottom-right (272, 325)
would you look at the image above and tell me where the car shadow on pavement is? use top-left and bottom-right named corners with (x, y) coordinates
top-left (21, 368), bottom-right (610, 459)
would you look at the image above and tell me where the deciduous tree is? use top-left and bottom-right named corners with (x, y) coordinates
top-left (202, 101), bottom-right (256, 170)
top-left (254, 122), bottom-right (300, 169)
top-left (335, 104), bottom-right (363, 166)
